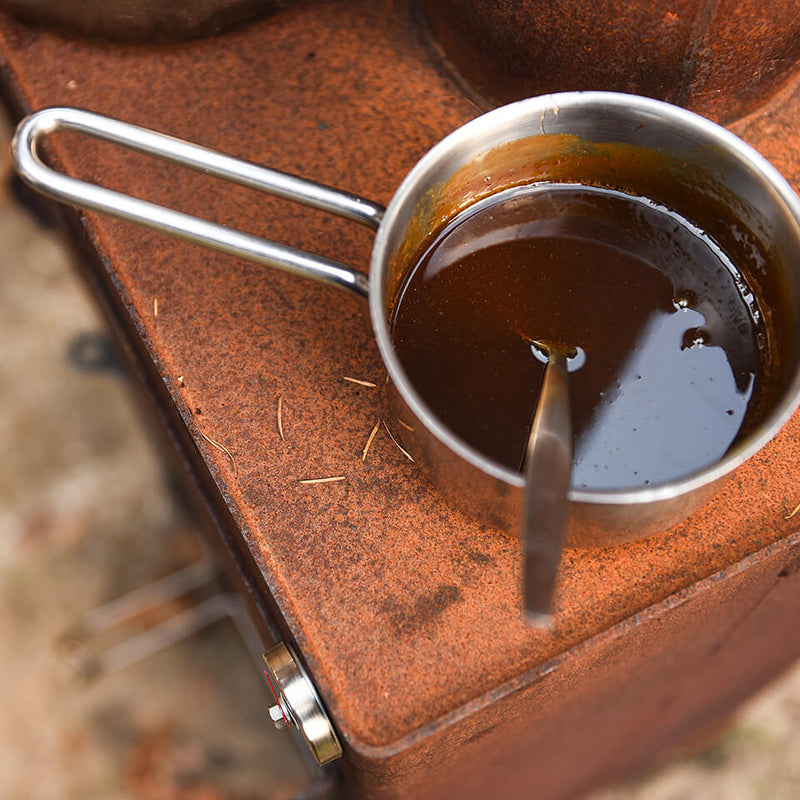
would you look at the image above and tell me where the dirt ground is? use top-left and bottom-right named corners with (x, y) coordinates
top-left (1, 112), bottom-right (799, 799)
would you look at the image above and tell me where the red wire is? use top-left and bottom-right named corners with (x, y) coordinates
top-left (264, 669), bottom-right (291, 727)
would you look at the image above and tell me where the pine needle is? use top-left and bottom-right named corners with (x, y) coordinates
top-left (382, 421), bottom-right (414, 462)
top-left (198, 429), bottom-right (237, 475)
top-left (277, 396), bottom-right (285, 442)
top-left (361, 418), bottom-right (381, 461)
top-left (343, 376), bottom-right (377, 388)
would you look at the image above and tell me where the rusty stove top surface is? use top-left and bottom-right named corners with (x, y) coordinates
top-left (1, 0), bottom-right (799, 758)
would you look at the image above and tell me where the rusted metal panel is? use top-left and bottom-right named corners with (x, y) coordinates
top-left (0, 0), bottom-right (290, 43)
top-left (1, 1), bottom-right (799, 796)
top-left (345, 534), bottom-right (800, 798)
top-left (421, 0), bottom-right (800, 122)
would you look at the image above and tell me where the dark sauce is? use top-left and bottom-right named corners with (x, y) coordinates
top-left (390, 184), bottom-right (767, 490)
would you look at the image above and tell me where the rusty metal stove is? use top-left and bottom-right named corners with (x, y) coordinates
top-left (2, 1), bottom-right (800, 798)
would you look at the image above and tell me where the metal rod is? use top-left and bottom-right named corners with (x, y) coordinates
top-left (78, 547), bottom-right (218, 634)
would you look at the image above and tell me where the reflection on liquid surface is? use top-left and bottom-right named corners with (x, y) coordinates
top-left (391, 184), bottom-right (765, 489)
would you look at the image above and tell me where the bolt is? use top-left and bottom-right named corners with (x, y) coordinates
top-left (269, 703), bottom-right (289, 729)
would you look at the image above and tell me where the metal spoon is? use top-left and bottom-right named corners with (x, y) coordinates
top-left (522, 339), bottom-right (579, 627)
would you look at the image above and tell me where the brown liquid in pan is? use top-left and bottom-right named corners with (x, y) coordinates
top-left (390, 184), bottom-right (767, 490)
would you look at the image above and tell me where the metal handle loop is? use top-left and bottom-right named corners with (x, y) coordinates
top-left (12, 107), bottom-right (384, 297)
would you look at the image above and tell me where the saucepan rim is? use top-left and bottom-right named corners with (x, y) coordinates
top-left (369, 90), bottom-right (800, 506)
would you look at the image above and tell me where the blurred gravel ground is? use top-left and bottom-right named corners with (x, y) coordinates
top-left (0, 115), bottom-right (798, 799)
top-left (0, 117), bottom-right (313, 799)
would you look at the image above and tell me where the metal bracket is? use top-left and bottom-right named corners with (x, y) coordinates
top-left (55, 542), bottom-right (343, 769)
top-left (57, 542), bottom-right (261, 681)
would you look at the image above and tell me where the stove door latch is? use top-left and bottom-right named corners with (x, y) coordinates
top-left (263, 643), bottom-right (342, 766)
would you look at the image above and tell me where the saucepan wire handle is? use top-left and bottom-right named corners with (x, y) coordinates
top-left (12, 107), bottom-right (385, 298)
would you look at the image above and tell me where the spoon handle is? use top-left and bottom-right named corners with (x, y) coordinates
top-left (523, 351), bottom-right (573, 626)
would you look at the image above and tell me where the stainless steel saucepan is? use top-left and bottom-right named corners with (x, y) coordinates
top-left (13, 93), bottom-right (800, 619)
